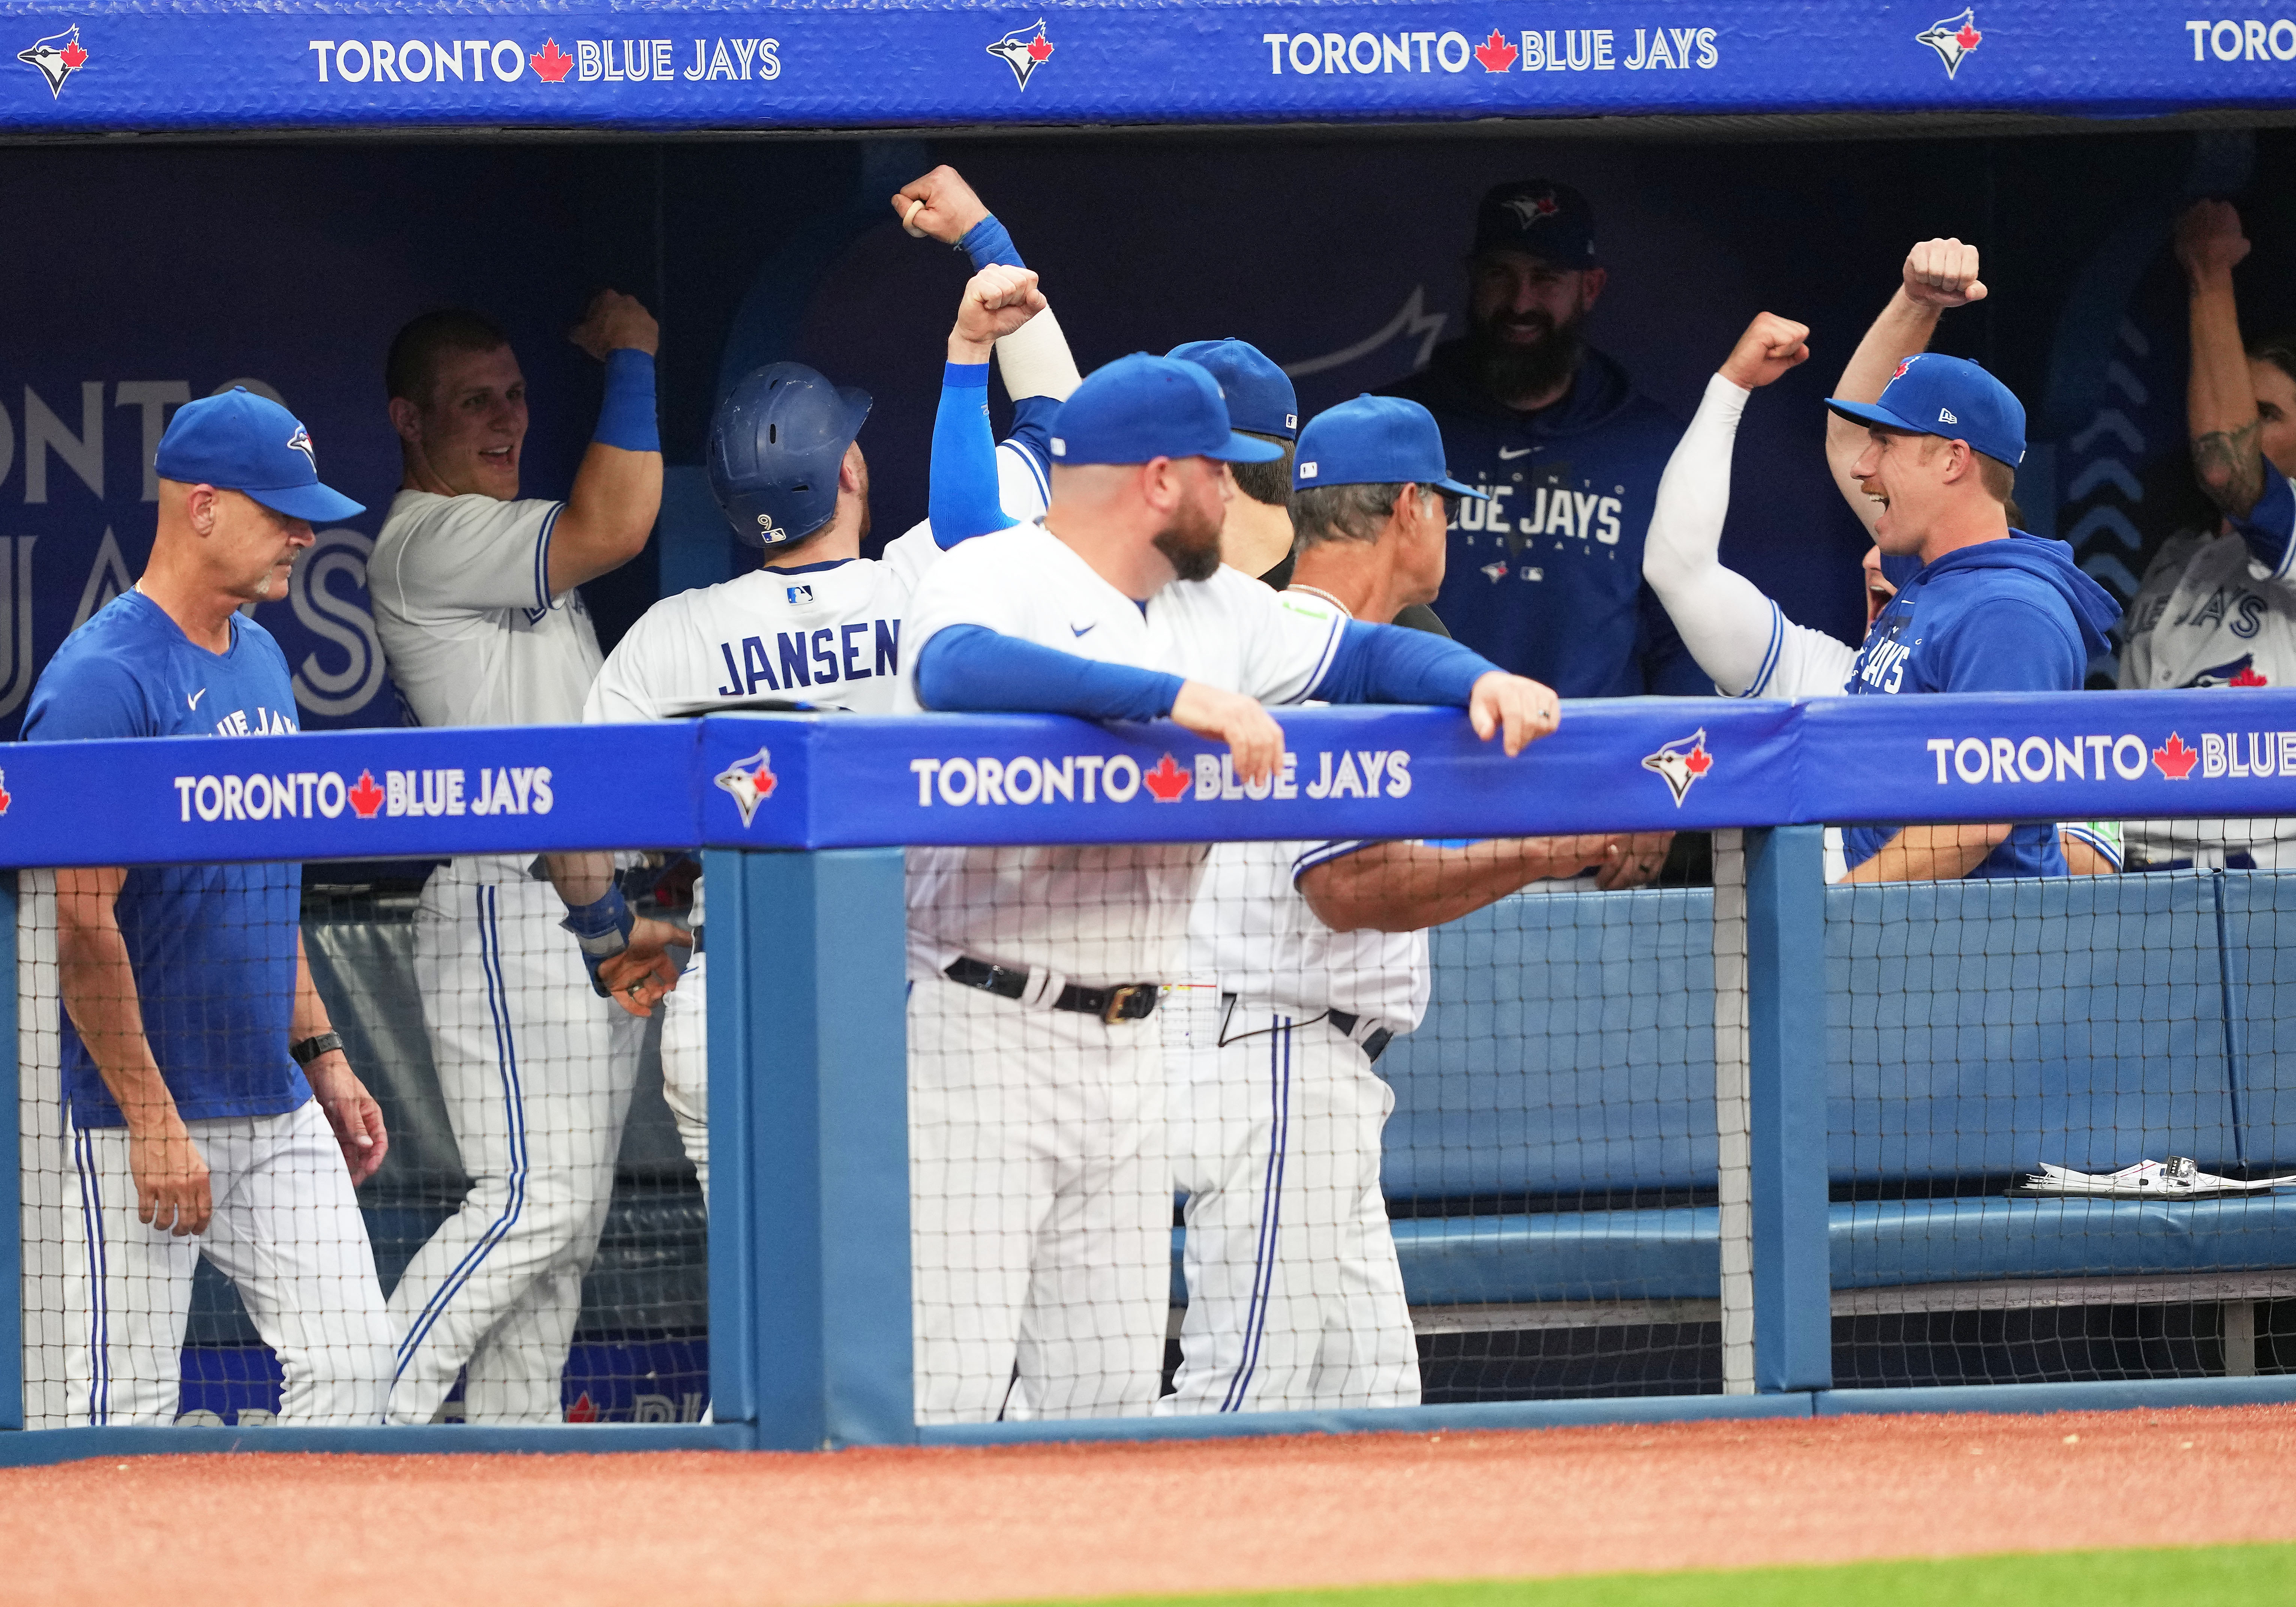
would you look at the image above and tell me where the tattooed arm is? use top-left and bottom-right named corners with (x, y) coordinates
top-left (2177, 200), bottom-right (2266, 518)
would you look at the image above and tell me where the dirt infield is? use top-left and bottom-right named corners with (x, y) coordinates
top-left (13, 1403), bottom-right (2296, 1607)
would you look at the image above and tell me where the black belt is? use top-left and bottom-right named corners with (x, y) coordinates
top-left (943, 956), bottom-right (1159, 1023)
top-left (1327, 1009), bottom-right (1394, 1065)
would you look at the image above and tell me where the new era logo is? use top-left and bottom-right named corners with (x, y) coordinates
top-left (1939, 407), bottom-right (1958, 424)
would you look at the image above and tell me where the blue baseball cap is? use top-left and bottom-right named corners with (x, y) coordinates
top-left (1165, 339), bottom-right (1299, 440)
top-left (1049, 354), bottom-right (1284, 467)
top-left (1292, 395), bottom-right (1488, 499)
top-left (1472, 180), bottom-right (1599, 270)
top-left (1826, 353), bottom-right (2026, 468)
top-left (154, 387), bottom-right (365, 523)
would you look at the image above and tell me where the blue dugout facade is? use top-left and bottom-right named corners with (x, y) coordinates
top-left (4, 689), bottom-right (2296, 1461)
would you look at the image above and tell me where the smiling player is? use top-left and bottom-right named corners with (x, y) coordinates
top-left (368, 290), bottom-right (662, 1425)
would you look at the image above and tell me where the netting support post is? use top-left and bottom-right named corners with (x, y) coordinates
top-left (707, 846), bottom-right (913, 1449)
top-left (0, 874), bottom-right (16, 1430)
top-left (1744, 825), bottom-right (1832, 1394)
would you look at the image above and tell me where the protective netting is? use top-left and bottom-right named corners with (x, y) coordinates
top-left (903, 825), bottom-right (1730, 1424)
top-left (16, 855), bottom-right (704, 1429)
top-left (1828, 819), bottom-right (2296, 1388)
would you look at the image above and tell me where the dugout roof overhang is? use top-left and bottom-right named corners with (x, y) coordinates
top-left (6, 2), bottom-right (2296, 145)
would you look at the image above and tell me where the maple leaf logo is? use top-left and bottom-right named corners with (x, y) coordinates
top-left (531, 39), bottom-right (574, 83)
top-left (566, 1392), bottom-right (600, 1423)
top-left (347, 768), bottom-right (386, 819)
top-left (1642, 730), bottom-right (1714, 807)
top-left (1142, 753), bottom-right (1191, 803)
top-left (62, 38), bottom-right (86, 71)
top-left (0, 768), bottom-right (13, 817)
top-left (1474, 30), bottom-right (1518, 72)
top-left (1891, 357), bottom-right (1915, 381)
top-left (714, 747), bottom-right (779, 828)
top-left (2231, 665), bottom-right (2269, 687)
top-left (2152, 733), bottom-right (2198, 780)
top-left (987, 21), bottom-right (1054, 88)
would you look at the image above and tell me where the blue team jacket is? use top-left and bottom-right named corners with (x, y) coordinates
top-left (1383, 341), bottom-right (1703, 698)
top-left (1843, 530), bottom-right (2122, 879)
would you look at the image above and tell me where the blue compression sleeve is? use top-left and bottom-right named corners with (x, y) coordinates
top-left (960, 214), bottom-right (1025, 270)
top-left (917, 625), bottom-right (1183, 720)
top-left (1313, 620), bottom-right (1499, 707)
top-left (929, 362), bottom-right (1008, 549)
top-left (2234, 458), bottom-right (2296, 579)
top-left (593, 348), bottom-right (659, 453)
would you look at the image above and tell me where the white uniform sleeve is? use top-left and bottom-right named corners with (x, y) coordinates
top-left (877, 527), bottom-right (945, 603)
top-left (583, 612), bottom-right (665, 723)
top-left (374, 494), bottom-right (566, 616)
top-left (996, 438), bottom-right (1051, 524)
top-left (1231, 575), bottom-right (1346, 705)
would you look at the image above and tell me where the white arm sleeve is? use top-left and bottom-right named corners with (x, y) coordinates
top-left (994, 300), bottom-right (1083, 403)
top-left (1641, 375), bottom-right (1783, 696)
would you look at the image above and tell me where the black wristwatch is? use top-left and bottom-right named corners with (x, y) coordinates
top-left (290, 1031), bottom-right (344, 1068)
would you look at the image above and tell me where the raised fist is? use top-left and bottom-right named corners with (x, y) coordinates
top-left (954, 264), bottom-right (1047, 348)
top-left (568, 289), bottom-right (659, 360)
top-left (2174, 200), bottom-right (2251, 282)
top-left (893, 164), bottom-right (991, 245)
top-left (1718, 311), bottom-right (1811, 390)
top-left (1901, 237), bottom-right (1987, 309)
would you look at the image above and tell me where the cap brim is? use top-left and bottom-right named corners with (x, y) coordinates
top-left (1432, 476), bottom-right (1489, 500)
top-left (1825, 398), bottom-right (1924, 436)
top-left (246, 482), bottom-right (366, 522)
top-left (1205, 432), bottom-right (1286, 464)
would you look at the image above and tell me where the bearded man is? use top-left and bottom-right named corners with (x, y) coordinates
top-left (1383, 180), bottom-right (1703, 696)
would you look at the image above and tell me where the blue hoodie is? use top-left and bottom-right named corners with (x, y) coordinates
top-left (1382, 340), bottom-right (1703, 698)
top-left (1843, 530), bottom-right (2122, 879)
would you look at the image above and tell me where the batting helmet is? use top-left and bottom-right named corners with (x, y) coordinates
top-left (707, 363), bottom-right (872, 549)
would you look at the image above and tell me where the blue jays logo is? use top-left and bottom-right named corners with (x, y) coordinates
top-left (2189, 653), bottom-right (2269, 689)
top-left (1640, 729), bottom-right (1712, 807)
top-left (1480, 561), bottom-right (1508, 584)
top-left (986, 21), bottom-right (1054, 89)
top-left (18, 25), bottom-right (87, 99)
top-left (1502, 191), bottom-right (1561, 229)
top-left (285, 424), bottom-right (316, 471)
top-left (1915, 8), bottom-right (1982, 79)
top-left (714, 746), bottom-right (779, 827)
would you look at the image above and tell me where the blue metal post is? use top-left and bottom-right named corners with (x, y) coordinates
top-left (1744, 825), bottom-right (1831, 1393)
top-left (0, 875), bottom-right (18, 1430)
top-left (716, 846), bottom-right (912, 1449)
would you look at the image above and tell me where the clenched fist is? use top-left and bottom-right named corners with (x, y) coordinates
top-left (893, 165), bottom-right (992, 245)
top-left (569, 289), bottom-right (660, 360)
top-left (1901, 237), bottom-right (1987, 310)
top-left (2175, 199), bottom-right (2251, 284)
top-left (1718, 311), bottom-right (1811, 391)
top-left (951, 264), bottom-right (1049, 361)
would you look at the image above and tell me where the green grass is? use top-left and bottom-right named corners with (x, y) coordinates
top-left (1013, 1544), bottom-right (2296, 1607)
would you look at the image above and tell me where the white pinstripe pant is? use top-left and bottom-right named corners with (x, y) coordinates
top-left (63, 1098), bottom-right (395, 1427)
top-left (1162, 996), bottom-right (1420, 1415)
top-left (385, 865), bottom-right (642, 1425)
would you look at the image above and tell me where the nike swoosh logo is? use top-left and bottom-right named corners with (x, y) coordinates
top-left (1497, 446), bottom-right (1533, 461)
top-left (188, 688), bottom-right (207, 710)
top-left (1070, 623), bottom-right (1096, 637)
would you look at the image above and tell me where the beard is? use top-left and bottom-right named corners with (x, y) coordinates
top-left (1152, 495), bottom-right (1224, 584)
top-left (1468, 304), bottom-right (1587, 405)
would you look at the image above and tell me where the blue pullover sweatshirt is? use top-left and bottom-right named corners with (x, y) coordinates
top-left (1382, 339), bottom-right (1703, 698)
top-left (1843, 530), bottom-right (2122, 879)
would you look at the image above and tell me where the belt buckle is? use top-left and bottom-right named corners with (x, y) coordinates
top-left (1101, 984), bottom-right (1143, 1025)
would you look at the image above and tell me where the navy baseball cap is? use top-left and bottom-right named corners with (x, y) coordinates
top-left (1471, 180), bottom-right (1599, 270)
top-left (1292, 395), bottom-right (1488, 499)
top-left (1049, 354), bottom-right (1284, 467)
top-left (1826, 353), bottom-right (2027, 468)
top-left (1165, 339), bottom-right (1299, 440)
top-left (155, 387), bottom-right (365, 522)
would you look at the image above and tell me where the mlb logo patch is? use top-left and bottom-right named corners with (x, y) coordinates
top-left (786, 585), bottom-right (813, 605)
top-left (1299, 462), bottom-right (1318, 479)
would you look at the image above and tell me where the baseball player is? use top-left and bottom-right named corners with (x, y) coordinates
top-left (368, 290), bottom-right (662, 1424)
top-left (899, 354), bottom-right (1562, 1423)
top-left (2114, 201), bottom-right (2296, 868)
top-left (26, 389), bottom-right (395, 1425)
top-left (1162, 394), bottom-right (1670, 1414)
top-left (1643, 288), bottom-right (2122, 879)
top-left (580, 261), bottom-right (1069, 1200)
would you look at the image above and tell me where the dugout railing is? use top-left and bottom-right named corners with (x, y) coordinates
top-left (8, 691), bottom-right (2296, 1460)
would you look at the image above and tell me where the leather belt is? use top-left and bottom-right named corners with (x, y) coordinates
top-left (1327, 1009), bottom-right (1394, 1065)
top-left (943, 956), bottom-right (1159, 1024)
